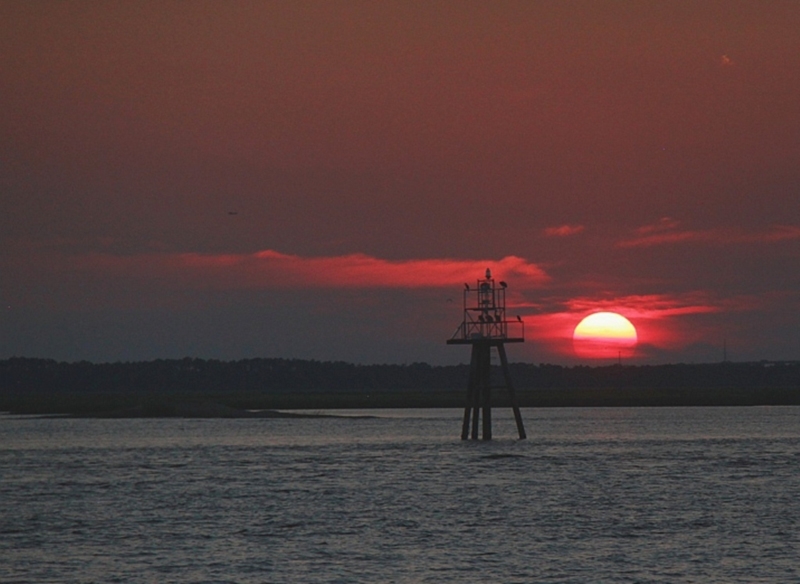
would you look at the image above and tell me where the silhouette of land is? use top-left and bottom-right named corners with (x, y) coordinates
top-left (1, 357), bottom-right (799, 416)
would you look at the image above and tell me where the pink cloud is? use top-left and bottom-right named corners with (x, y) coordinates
top-left (562, 293), bottom-right (725, 319)
top-left (544, 224), bottom-right (585, 237)
top-left (67, 249), bottom-right (551, 290)
top-left (246, 251), bottom-right (550, 288)
top-left (617, 216), bottom-right (721, 248)
top-left (635, 217), bottom-right (681, 235)
top-left (617, 221), bottom-right (800, 249)
top-left (761, 225), bottom-right (800, 242)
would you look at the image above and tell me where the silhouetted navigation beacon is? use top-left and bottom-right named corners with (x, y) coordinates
top-left (447, 269), bottom-right (526, 440)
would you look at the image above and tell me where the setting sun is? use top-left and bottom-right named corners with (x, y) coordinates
top-left (573, 312), bottom-right (638, 359)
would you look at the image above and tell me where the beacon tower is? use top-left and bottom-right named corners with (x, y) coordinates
top-left (447, 269), bottom-right (526, 440)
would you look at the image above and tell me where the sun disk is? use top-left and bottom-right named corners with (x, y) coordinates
top-left (573, 312), bottom-right (638, 359)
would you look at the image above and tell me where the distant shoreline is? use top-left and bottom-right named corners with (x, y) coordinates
top-left (2, 357), bottom-right (799, 416)
top-left (3, 386), bottom-right (799, 418)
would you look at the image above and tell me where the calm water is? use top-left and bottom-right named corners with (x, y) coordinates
top-left (1, 407), bottom-right (799, 583)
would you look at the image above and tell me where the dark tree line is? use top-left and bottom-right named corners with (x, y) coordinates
top-left (507, 361), bottom-right (800, 392)
top-left (0, 357), bottom-right (466, 395)
top-left (2, 357), bottom-right (799, 396)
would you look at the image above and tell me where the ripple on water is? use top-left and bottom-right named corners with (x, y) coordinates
top-left (1, 408), bottom-right (799, 583)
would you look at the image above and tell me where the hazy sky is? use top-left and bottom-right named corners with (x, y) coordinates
top-left (2, 1), bottom-right (799, 365)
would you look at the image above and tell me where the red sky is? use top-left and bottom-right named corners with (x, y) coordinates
top-left (2, 1), bottom-right (799, 364)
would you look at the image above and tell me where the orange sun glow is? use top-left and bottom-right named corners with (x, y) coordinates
top-left (573, 312), bottom-right (638, 359)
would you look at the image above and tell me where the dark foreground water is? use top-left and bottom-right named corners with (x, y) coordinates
top-left (1, 407), bottom-right (799, 583)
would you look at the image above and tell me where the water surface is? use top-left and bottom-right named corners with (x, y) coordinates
top-left (2, 407), bottom-right (798, 583)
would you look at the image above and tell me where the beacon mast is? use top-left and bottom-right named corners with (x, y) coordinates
top-left (447, 269), bottom-right (526, 440)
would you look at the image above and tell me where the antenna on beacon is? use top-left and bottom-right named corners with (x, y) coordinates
top-left (447, 268), bottom-right (526, 440)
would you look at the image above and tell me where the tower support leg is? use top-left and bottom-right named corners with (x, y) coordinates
top-left (460, 341), bottom-right (526, 440)
top-left (463, 343), bottom-right (488, 440)
top-left (482, 402), bottom-right (492, 440)
top-left (497, 344), bottom-right (526, 440)
top-left (475, 342), bottom-right (492, 440)
top-left (464, 344), bottom-right (482, 440)
top-left (461, 406), bottom-right (471, 440)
